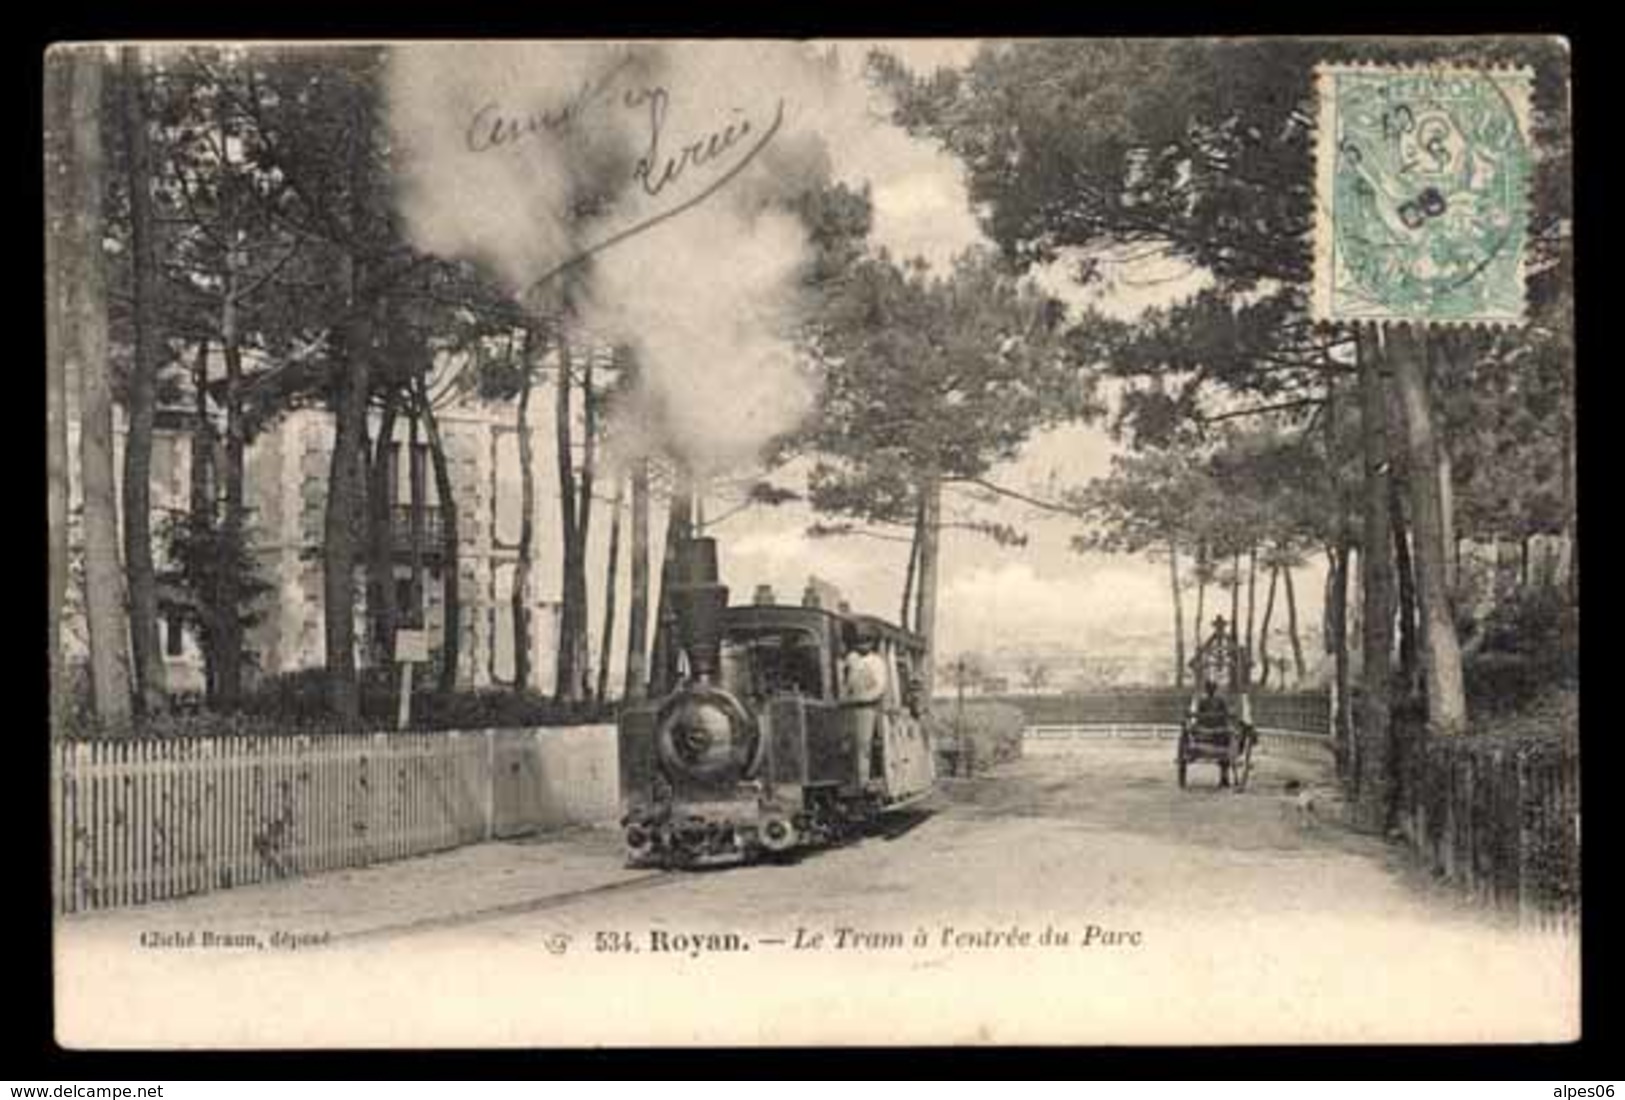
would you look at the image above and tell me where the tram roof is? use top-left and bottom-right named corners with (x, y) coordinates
top-left (722, 603), bottom-right (924, 649)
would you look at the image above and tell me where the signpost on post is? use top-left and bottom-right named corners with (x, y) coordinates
top-left (395, 628), bottom-right (429, 730)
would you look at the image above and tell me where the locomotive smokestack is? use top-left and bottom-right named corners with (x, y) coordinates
top-left (671, 536), bottom-right (729, 682)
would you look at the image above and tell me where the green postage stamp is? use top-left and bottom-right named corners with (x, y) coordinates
top-left (1312, 64), bottom-right (1534, 326)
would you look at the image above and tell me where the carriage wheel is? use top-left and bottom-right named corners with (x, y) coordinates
top-left (1234, 737), bottom-right (1255, 791)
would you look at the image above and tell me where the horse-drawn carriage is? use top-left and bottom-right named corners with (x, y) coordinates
top-left (1176, 616), bottom-right (1257, 790)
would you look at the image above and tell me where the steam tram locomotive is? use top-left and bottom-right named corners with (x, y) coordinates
top-left (617, 536), bottom-right (938, 867)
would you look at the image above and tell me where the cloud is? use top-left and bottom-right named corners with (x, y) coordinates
top-left (727, 527), bottom-right (816, 570)
top-left (867, 163), bottom-right (981, 271)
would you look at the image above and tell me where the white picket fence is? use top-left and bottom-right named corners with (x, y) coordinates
top-left (1022, 723), bottom-right (1335, 760)
top-left (52, 732), bottom-right (497, 915)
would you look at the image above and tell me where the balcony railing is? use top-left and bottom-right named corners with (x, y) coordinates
top-left (390, 504), bottom-right (445, 556)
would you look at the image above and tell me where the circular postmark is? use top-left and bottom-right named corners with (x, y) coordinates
top-left (1330, 68), bottom-right (1530, 321)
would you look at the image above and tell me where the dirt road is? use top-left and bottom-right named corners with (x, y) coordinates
top-left (56, 742), bottom-right (1579, 1047)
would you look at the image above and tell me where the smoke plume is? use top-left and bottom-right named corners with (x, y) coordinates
top-left (387, 41), bottom-right (968, 474)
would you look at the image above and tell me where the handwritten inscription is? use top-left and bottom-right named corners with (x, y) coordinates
top-left (627, 86), bottom-right (767, 199)
top-left (459, 64), bottom-right (786, 290)
top-left (463, 54), bottom-right (638, 154)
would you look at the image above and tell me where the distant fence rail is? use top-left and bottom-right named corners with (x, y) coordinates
top-left (51, 726), bottom-right (618, 916)
top-left (974, 690), bottom-right (1330, 736)
top-left (1022, 723), bottom-right (1332, 763)
top-left (1401, 734), bottom-right (1580, 927)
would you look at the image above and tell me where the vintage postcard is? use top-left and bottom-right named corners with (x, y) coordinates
top-left (46, 37), bottom-right (1578, 1048)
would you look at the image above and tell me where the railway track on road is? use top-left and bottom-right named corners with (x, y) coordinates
top-left (335, 869), bottom-right (677, 945)
top-left (337, 809), bottom-right (947, 944)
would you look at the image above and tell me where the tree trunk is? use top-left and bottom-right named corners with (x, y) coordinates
top-left (1562, 398), bottom-right (1577, 605)
top-left (623, 455), bottom-right (650, 701)
top-left (1355, 326), bottom-right (1396, 830)
top-left (1169, 539), bottom-right (1186, 689)
top-left (46, 51), bottom-right (73, 736)
top-left (914, 470), bottom-right (943, 700)
top-left (573, 348), bottom-right (597, 701)
top-left (1429, 333), bottom-right (1463, 598)
top-left (323, 280), bottom-right (370, 720)
top-left (1257, 560), bottom-right (1279, 689)
top-left (1192, 542), bottom-right (1207, 670)
top-left (1244, 545), bottom-right (1258, 687)
top-left (1390, 326), bottom-right (1468, 738)
top-left (407, 409), bottom-right (426, 630)
top-left (554, 334), bottom-right (582, 702)
top-left (188, 340), bottom-right (219, 699)
top-left (1283, 562), bottom-right (1306, 684)
top-left (513, 329), bottom-right (537, 690)
top-left (367, 390), bottom-right (400, 667)
top-left (188, 342), bottom-right (215, 547)
top-left (215, 297), bottom-right (247, 708)
top-left (420, 385), bottom-right (461, 693)
top-left (1228, 552), bottom-right (1242, 690)
top-left (901, 494), bottom-right (924, 632)
top-left (1324, 542), bottom-right (1351, 760)
top-left (1322, 373), bottom-right (1355, 765)
top-left (1391, 478), bottom-right (1420, 699)
top-left (119, 48), bottom-right (167, 716)
top-left (597, 476), bottom-right (624, 704)
top-left (1438, 437), bottom-right (1457, 596)
top-left (71, 50), bottom-right (135, 728)
top-left (321, 75), bottom-right (382, 720)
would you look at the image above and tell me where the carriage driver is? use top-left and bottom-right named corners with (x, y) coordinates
top-left (1194, 679), bottom-right (1232, 731)
top-left (841, 623), bottom-right (890, 787)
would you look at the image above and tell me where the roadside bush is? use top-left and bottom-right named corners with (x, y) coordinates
top-left (1477, 584), bottom-right (1577, 662)
top-left (934, 699), bottom-right (1025, 773)
top-left (239, 669), bottom-right (617, 729)
top-left (412, 688), bottom-right (616, 730)
top-left (234, 667), bottom-right (394, 725)
top-left (1465, 587), bottom-right (1578, 717)
top-left (58, 667), bottom-right (618, 740)
top-left (1476, 685), bottom-right (1579, 746)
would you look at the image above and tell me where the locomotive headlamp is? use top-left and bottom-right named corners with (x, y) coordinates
top-left (670, 698), bottom-right (732, 762)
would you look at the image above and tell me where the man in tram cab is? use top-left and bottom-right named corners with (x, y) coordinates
top-left (841, 624), bottom-right (889, 787)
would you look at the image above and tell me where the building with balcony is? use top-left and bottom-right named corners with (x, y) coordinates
top-left (65, 340), bottom-right (642, 703)
top-left (242, 400), bottom-right (566, 691)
